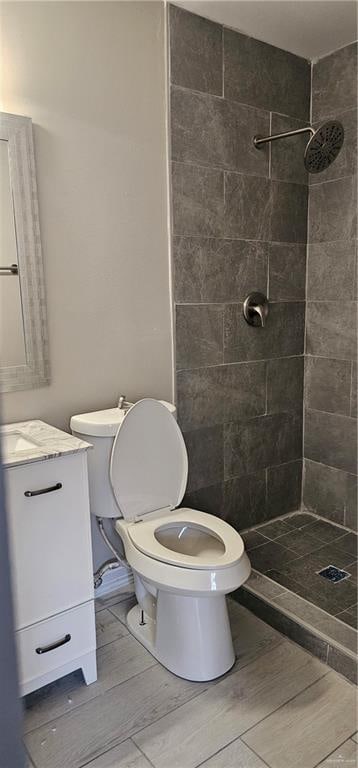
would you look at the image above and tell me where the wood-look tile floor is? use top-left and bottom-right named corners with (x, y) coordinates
top-left (24, 594), bottom-right (357, 768)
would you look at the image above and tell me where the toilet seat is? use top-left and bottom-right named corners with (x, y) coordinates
top-left (110, 398), bottom-right (247, 584)
top-left (110, 398), bottom-right (188, 521)
top-left (127, 508), bottom-right (244, 570)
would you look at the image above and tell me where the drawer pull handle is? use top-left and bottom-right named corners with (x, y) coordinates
top-left (24, 482), bottom-right (62, 498)
top-left (36, 634), bottom-right (71, 654)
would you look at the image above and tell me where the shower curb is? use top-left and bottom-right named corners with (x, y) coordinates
top-left (233, 574), bottom-right (357, 686)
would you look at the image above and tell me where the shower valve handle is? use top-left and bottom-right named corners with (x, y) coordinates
top-left (243, 292), bottom-right (269, 328)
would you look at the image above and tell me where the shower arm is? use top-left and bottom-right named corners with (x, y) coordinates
top-left (254, 126), bottom-right (315, 148)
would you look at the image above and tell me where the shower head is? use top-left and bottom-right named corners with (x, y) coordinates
top-left (303, 121), bottom-right (344, 173)
top-left (253, 120), bottom-right (344, 174)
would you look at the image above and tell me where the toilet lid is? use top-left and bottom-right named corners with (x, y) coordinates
top-left (110, 399), bottom-right (188, 521)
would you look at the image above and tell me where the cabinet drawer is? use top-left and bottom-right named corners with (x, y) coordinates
top-left (6, 452), bottom-right (94, 629)
top-left (17, 601), bottom-right (96, 693)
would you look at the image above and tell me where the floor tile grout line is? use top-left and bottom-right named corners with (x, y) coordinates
top-left (135, 740), bottom-right (157, 768)
top-left (76, 738), bottom-right (158, 768)
top-left (194, 735), bottom-right (272, 768)
top-left (240, 671), bottom-right (331, 744)
top-left (107, 606), bottom-right (133, 626)
top-left (311, 733), bottom-right (358, 768)
top-left (23, 656), bottom-right (159, 737)
top-left (130, 639), bottom-right (287, 747)
top-left (24, 742), bottom-right (39, 768)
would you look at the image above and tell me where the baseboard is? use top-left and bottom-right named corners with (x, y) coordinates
top-left (94, 566), bottom-right (134, 598)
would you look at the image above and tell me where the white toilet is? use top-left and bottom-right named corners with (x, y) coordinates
top-left (71, 398), bottom-right (251, 681)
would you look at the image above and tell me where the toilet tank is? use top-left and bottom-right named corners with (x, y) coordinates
top-left (70, 401), bottom-right (176, 519)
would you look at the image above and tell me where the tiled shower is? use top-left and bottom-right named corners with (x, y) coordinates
top-left (169, 4), bottom-right (357, 533)
top-left (168, 4), bottom-right (357, 677)
top-left (303, 43), bottom-right (357, 530)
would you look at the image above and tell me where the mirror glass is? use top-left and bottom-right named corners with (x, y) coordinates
top-left (0, 138), bottom-right (26, 366)
top-left (0, 113), bottom-right (49, 393)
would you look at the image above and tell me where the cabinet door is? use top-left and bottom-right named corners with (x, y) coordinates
top-left (6, 453), bottom-right (94, 629)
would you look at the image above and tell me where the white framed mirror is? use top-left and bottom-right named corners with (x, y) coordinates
top-left (0, 112), bottom-right (49, 393)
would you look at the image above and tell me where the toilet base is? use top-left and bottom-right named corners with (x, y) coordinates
top-left (126, 591), bottom-right (235, 682)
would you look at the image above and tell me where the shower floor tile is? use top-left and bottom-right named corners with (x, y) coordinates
top-left (242, 512), bottom-right (357, 624)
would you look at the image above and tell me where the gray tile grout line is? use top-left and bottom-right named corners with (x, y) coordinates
top-left (173, 232), bottom-right (357, 246)
top-left (24, 743), bottom-right (39, 768)
top-left (172, 157), bottom-right (308, 186)
top-left (350, 359), bottom-right (355, 418)
top-left (304, 456), bottom-right (357, 480)
top-left (311, 734), bottom-right (358, 768)
top-left (74, 738), bottom-right (157, 768)
top-left (170, 81), bottom-right (310, 124)
top-left (130, 639), bottom-right (297, 753)
top-left (177, 352), bottom-right (305, 371)
top-left (195, 735), bottom-right (272, 768)
top-left (174, 150), bottom-right (355, 188)
top-left (305, 405), bottom-right (357, 422)
top-left (239, 671), bottom-right (331, 744)
top-left (135, 740), bottom-right (157, 768)
top-left (23, 655), bottom-right (159, 738)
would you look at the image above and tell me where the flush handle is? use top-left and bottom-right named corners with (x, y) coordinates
top-left (243, 292), bottom-right (269, 328)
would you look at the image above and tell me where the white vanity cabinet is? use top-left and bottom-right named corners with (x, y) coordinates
top-left (3, 424), bottom-right (97, 696)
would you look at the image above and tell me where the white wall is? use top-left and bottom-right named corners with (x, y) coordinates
top-left (0, 1), bottom-right (173, 432)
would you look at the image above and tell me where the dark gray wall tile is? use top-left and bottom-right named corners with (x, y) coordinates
top-left (308, 177), bottom-right (357, 243)
top-left (183, 483), bottom-right (224, 517)
top-left (175, 304), bottom-right (223, 368)
top-left (267, 356), bottom-right (304, 413)
top-left (270, 113), bottom-right (309, 185)
top-left (223, 28), bottom-right (310, 120)
top-left (224, 302), bottom-right (305, 362)
top-left (303, 459), bottom-right (354, 526)
top-left (171, 87), bottom-right (270, 176)
top-left (169, 5), bottom-right (223, 95)
top-left (172, 162), bottom-right (224, 236)
top-left (177, 361), bottom-right (266, 430)
top-left (269, 243), bottom-right (306, 301)
top-left (173, 237), bottom-right (268, 303)
top-left (310, 107), bottom-right (357, 184)
top-left (224, 176), bottom-right (307, 243)
top-left (183, 425), bottom-right (224, 492)
top-left (224, 412), bottom-right (302, 478)
top-left (351, 361), bottom-right (357, 418)
top-left (270, 181), bottom-right (308, 243)
top-left (224, 173), bottom-right (271, 239)
top-left (306, 302), bottom-right (357, 361)
top-left (307, 241), bottom-right (357, 301)
top-left (305, 408), bottom-right (357, 474)
top-left (312, 42), bottom-right (357, 121)
top-left (267, 460), bottom-right (302, 517)
top-left (223, 472), bottom-right (267, 530)
top-left (305, 356), bottom-right (352, 416)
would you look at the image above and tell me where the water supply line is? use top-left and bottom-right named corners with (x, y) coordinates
top-left (93, 517), bottom-right (130, 589)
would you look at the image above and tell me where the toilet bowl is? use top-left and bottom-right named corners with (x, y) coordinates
top-left (71, 398), bottom-right (251, 681)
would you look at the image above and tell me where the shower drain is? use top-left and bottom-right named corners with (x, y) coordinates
top-left (317, 565), bottom-right (351, 583)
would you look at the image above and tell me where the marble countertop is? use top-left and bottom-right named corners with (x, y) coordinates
top-left (1, 420), bottom-right (92, 469)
